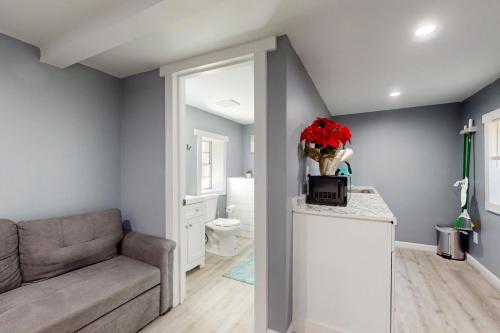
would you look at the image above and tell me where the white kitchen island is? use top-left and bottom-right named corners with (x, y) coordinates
top-left (292, 187), bottom-right (396, 333)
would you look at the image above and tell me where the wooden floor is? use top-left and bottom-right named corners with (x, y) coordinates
top-left (143, 244), bottom-right (500, 333)
top-left (141, 237), bottom-right (254, 333)
top-left (394, 247), bottom-right (500, 333)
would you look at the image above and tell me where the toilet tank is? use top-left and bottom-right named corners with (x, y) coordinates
top-left (204, 195), bottom-right (219, 220)
top-left (227, 177), bottom-right (254, 238)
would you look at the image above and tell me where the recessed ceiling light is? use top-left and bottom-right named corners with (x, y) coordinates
top-left (389, 91), bottom-right (401, 97)
top-left (415, 24), bottom-right (437, 37)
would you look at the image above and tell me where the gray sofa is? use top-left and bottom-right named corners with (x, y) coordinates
top-left (0, 209), bottom-right (176, 333)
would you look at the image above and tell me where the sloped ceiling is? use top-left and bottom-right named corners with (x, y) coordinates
top-left (1, 0), bottom-right (500, 115)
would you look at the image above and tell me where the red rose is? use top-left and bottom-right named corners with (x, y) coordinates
top-left (338, 126), bottom-right (352, 144)
top-left (300, 117), bottom-right (351, 151)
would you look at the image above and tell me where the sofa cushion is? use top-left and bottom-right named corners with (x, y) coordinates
top-left (0, 255), bottom-right (160, 333)
top-left (0, 219), bottom-right (22, 293)
top-left (17, 209), bottom-right (123, 282)
top-left (77, 286), bottom-right (160, 333)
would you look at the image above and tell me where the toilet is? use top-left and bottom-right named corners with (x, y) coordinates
top-left (205, 196), bottom-right (241, 257)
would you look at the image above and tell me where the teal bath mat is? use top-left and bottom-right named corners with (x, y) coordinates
top-left (223, 253), bottom-right (254, 285)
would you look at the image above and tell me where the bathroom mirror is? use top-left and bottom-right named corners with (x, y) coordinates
top-left (482, 108), bottom-right (500, 214)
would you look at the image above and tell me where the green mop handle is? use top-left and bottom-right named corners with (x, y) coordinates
top-left (455, 122), bottom-right (476, 230)
top-left (461, 132), bottom-right (472, 211)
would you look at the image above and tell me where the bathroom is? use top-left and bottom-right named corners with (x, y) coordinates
top-left (180, 61), bottom-right (255, 323)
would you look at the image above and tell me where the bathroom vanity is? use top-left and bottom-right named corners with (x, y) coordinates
top-left (292, 187), bottom-right (396, 333)
top-left (183, 192), bottom-right (243, 271)
top-left (184, 195), bottom-right (209, 271)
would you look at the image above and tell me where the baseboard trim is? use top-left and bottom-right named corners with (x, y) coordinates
top-left (267, 323), bottom-right (293, 333)
top-left (466, 253), bottom-right (500, 291)
top-left (395, 241), bottom-right (437, 252)
top-left (395, 241), bottom-right (499, 291)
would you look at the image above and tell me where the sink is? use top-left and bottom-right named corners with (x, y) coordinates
top-left (349, 188), bottom-right (376, 194)
top-left (185, 193), bottom-right (220, 205)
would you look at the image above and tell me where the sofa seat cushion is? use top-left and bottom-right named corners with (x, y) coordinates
top-left (18, 209), bottom-right (123, 282)
top-left (0, 219), bottom-right (22, 293)
top-left (0, 255), bottom-right (160, 333)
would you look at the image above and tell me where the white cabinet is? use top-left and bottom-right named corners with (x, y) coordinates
top-left (292, 191), bottom-right (396, 333)
top-left (185, 202), bottom-right (206, 271)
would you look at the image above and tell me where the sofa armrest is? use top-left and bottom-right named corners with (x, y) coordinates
top-left (121, 232), bottom-right (176, 314)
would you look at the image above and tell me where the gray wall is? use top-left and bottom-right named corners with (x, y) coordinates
top-left (120, 70), bottom-right (166, 237)
top-left (267, 39), bottom-right (288, 333)
top-left (242, 124), bottom-right (254, 174)
top-left (267, 35), bottom-right (330, 333)
top-left (335, 104), bottom-right (463, 246)
top-left (184, 104), bottom-right (246, 217)
top-left (185, 105), bottom-right (245, 194)
top-left (462, 78), bottom-right (500, 277)
top-left (335, 91), bottom-right (500, 278)
top-left (0, 34), bottom-right (167, 236)
top-left (0, 33), bottom-right (122, 221)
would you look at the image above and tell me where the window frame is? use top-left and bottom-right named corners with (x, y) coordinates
top-left (482, 108), bottom-right (500, 215)
top-left (194, 129), bottom-right (228, 195)
top-left (200, 139), bottom-right (213, 191)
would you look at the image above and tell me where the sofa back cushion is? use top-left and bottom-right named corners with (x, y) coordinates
top-left (17, 209), bottom-right (123, 282)
top-left (0, 219), bottom-right (22, 293)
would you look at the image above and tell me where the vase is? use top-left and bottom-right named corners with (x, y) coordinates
top-left (319, 154), bottom-right (342, 176)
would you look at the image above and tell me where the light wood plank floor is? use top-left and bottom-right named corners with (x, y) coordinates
top-left (143, 245), bottom-right (500, 333)
top-left (141, 237), bottom-right (254, 333)
top-left (395, 248), bottom-right (500, 333)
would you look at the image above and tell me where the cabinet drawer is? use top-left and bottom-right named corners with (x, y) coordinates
top-left (185, 202), bottom-right (205, 219)
top-left (185, 214), bottom-right (206, 227)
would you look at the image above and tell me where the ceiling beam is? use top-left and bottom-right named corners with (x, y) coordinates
top-left (39, 0), bottom-right (217, 68)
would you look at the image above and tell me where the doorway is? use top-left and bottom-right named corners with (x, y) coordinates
top-left (183, 60), bottom-right (255, 330)
top-left (160, 37), bottom-right (276, 333)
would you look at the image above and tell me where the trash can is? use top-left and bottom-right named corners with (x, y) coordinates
top-left (435, 225), bottom-right (468, 260)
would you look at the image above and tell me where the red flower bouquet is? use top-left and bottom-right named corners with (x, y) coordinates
top-left (300, 117), bottom-right (352, 175)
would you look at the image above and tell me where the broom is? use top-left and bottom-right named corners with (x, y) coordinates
top-left (454, 120), bottom-right (476, 231)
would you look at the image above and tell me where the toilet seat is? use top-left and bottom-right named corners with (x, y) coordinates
top-left (212, 218), bottom-right (240, 227)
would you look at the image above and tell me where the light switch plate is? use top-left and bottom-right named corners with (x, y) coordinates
top-left (473, 231), bottom-right (479, 244)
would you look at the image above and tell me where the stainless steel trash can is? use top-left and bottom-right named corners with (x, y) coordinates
top-left (435, 225), bottom-right (467, 260)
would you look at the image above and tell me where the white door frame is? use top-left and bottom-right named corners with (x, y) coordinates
top-left (160, 36), bottom-right (276, 333)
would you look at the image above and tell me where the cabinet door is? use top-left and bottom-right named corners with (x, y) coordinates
top-left (293, 213), bottom-right (393, 333)
top-left (186, 216), bottom-right (206, 267)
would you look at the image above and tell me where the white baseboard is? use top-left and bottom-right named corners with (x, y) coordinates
top-left (267, 323), bottom-right (293, 333)
top-left (466, 253), bottom-right (500, 291)
top-left (395, 241), bottom-right (499, 291)
top-left (290, 320), bottom-right (341, 333)
top-left (395, 241), bottom-right (437, 252)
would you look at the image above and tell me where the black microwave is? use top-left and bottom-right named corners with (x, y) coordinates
top-left (306, 175), bottom-right (349, 206)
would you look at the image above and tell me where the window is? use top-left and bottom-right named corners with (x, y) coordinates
top-left (482, 109), bottom-right (500, 214)
top-left (201, 139), bottom-right (212, 190)
top-left (250, 135), bottom-right (255, 153)
top-left (194, 129), bottom-right (228, 195)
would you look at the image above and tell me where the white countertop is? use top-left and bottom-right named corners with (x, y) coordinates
top-left (185, 193), bottom-right (220, 205)
top-left (292, 186), bottom-right (397, 224)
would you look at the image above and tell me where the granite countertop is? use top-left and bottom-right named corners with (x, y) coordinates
top-left (292, 186), bottom-right (397, 224)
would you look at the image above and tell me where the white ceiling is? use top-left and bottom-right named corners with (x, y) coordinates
top-left (186, 61), bottom-right (254, 124)
top-left (0, 0), bottom-right (125, 46)
top-left (1, 0), bottom-right (500, 115)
